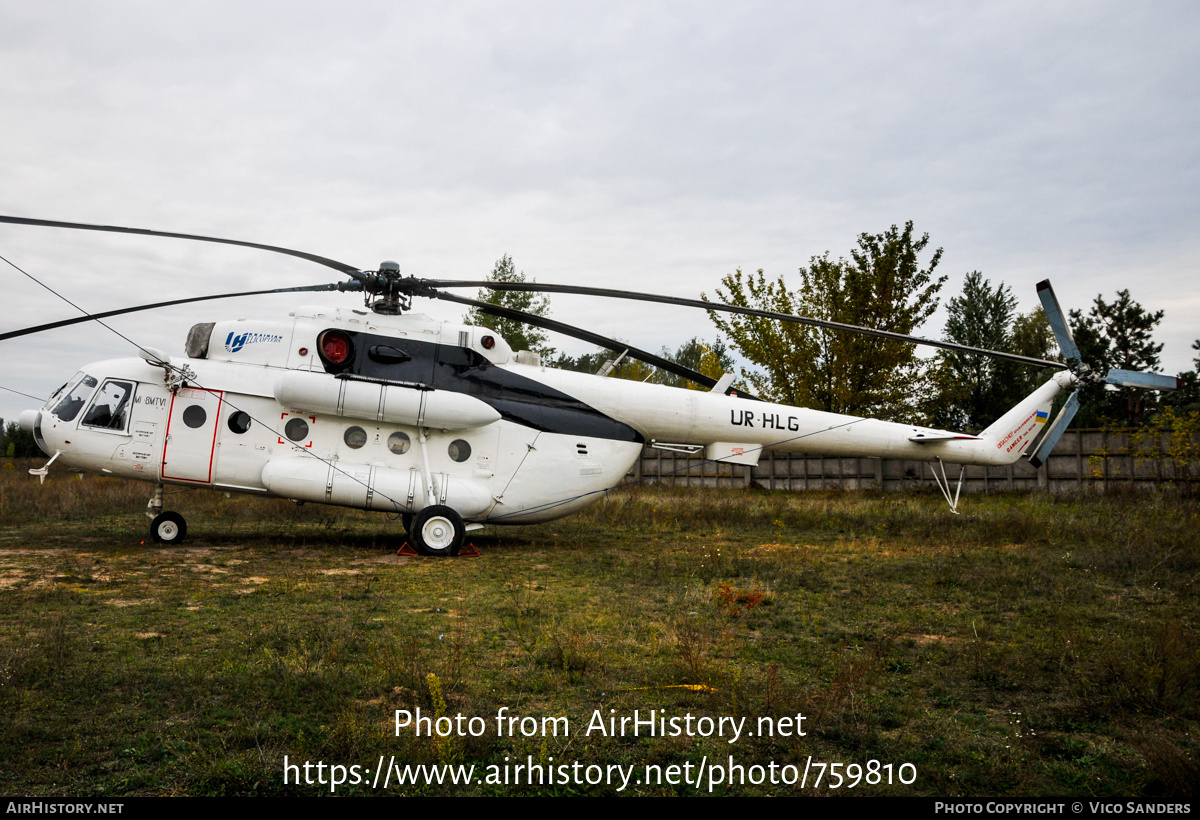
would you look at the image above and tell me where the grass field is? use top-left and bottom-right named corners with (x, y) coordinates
top-left (1, 460), bottom-right (1197, 796)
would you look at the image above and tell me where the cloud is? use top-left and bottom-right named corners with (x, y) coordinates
top-left (2, 1), bottom-right (1198, 423)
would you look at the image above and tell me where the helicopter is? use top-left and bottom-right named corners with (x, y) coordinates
top-left (2, 215), bottom-right (1181, 556)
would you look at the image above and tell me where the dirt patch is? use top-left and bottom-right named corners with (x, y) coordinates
top-left (909, 634), bottom-right (963, 646)
top-left (188, 564), bottom-right (230, 574)
top-left (360, 554), bottom-right (415, 565)
top-left (155, 548), bottom-right (212, 558)
top-left (749, 543), bottom-right (809, 554)
top-left (0, 571), bottom-right (61, 591)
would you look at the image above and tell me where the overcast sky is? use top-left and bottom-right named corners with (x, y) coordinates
top-left (2, 1), bottom-right (1197, 424)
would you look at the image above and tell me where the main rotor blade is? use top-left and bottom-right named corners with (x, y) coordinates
top-left (1028, 391), bottom-right (1080, 469)
top-left (0, 284), bottom-right (352, 342)
top-left (1103, 368), bottom-right (1180, 391)
top-left (433, 291), bottom-right (756, 397)
top-left (0, 215), bottom-right (365, 277)
top-left (1035, 280), bottom-right (1082, 366)
top-left (425, 279), bottom-right (1065, 370)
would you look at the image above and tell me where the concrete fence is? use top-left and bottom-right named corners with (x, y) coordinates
top-left (625, 429), bottom-right (1198, 494)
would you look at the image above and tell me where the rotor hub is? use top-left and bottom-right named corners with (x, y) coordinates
top-left (357, 261), bottom-right (414, 314)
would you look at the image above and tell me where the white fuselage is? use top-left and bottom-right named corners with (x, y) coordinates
top-left (26, 306), bottom-right (1069, 525)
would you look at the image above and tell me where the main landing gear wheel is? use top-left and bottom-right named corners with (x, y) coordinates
top-left (150, 511), bottom-right (187, 544)
top-left (411, 505), bottom-right (464, 557)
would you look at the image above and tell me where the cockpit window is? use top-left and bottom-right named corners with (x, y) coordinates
top-left (51, 374), bottom-right (98, 422)
top-left (82, 380), bottom-right (135, 432)
top-left (46, 374), bottom-right (77, 407)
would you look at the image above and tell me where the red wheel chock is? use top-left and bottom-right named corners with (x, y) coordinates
top-left (396, 541), bottom-right (480, 557)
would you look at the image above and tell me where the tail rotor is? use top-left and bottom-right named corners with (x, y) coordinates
top-left (1028, 280), bottom-right (1179, 468)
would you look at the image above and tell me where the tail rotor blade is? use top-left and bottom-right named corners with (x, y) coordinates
top-left (1103, 369), bottom-right (1181, 391)
top-left (1028, 390), bottom-right (1080, 469)
top-left (1035, 280), bottom-right (1082, 366)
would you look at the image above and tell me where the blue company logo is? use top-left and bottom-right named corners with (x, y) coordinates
top-left (225, 331), bottom-right (284, 353)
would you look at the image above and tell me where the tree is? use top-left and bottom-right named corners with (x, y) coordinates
top-left (551, 348), bottom-right (610, 375)
top-left (1069, 290), bottom-right (1164, 427)
top-left (1008, 307), bottom-right (1068, 428)
top-left (929, 272), bottom-right (1020, 431)
top-left (2, 420), bottom-right (40, 458)
top-left (928, 275), bottom-right (1063, 432)
top-left (1165, 371), bottom-right (1200, 416)
top-left (1159, 339), bottom-right (1200, 417)
top-left (463, 255), bottom-right (555, 358)
top-left (552, 336), bottom-right (735, 388)
top-left (706, 221), bottom-right (945, 420)
top-left (1010, 308), bottom-right (1060, 384)
top-left (657, 337), bottom-right (736, 390)
top-left (552, 346), bottom-right (657, 381)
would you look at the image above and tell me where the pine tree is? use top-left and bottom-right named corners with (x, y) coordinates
top-left (928, 276), bottom-right (1062, 433)
top-left (463, 255), bottom-right (554, 358)
top-left (1069, 290), bottom-right (1164, 426)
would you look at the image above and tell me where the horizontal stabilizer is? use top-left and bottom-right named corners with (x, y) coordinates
top-left (705, 442), bottom-right (761, 466)
top-left (908, 432), bottom-right (981, 443)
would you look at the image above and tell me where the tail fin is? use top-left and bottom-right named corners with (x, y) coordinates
top-left (976, 372), bottom-right (1075, 463)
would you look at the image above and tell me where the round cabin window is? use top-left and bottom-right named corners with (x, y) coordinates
top-left (227, 411), bottom-right (251, 434)
top-left (344, 426), bottom-right (367, 449)
top-left (387, 432), bottom-right (411, 455)
top-left (182, 405), bottom-right (207, 429)
top-left (448, 439), bottom-right (471, 463)
top-left (284, 417), bottom-right (310, 441)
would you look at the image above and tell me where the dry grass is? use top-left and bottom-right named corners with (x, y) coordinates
top-left (0, 460), bottom-right (1197, 796)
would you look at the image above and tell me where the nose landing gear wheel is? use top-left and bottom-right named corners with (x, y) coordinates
top-left (150, 511), bottom-right (187, 544)
top-left (411, 505), bottom-right (464, 557)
